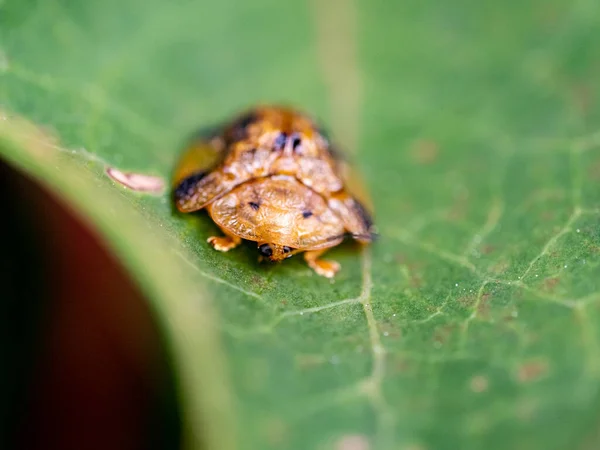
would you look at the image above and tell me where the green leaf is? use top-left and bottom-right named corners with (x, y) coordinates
top-left (2, 0), bottom-right (600, 449)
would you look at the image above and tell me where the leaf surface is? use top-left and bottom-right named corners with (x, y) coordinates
top-left (2, 0), bottom-right (600, 449)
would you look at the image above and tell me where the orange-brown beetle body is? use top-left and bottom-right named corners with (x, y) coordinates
top-left (173, 105), bottom-right (375, 278)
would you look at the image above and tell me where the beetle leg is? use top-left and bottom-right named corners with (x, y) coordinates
top-left (207, 227), bottom-right (242, 252)
top-left (304, 248), bottom-right (341, 278)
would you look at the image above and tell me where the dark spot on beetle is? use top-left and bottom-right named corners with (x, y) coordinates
top-left (291, 134), bottom-right (302, 151)
top-left (274, 132), bottom-right (287, 151)
top-left (227, 111), bottom-right (259, 143)
top-left (302, 210), bottom-right (313, 218)
top-left (283, 246), bottom-right (292, 253)
top-left (248, 201), bottom-right (260, 211)
top-left (174, 172), bottom-right (206, 200)
top-left (259, 244), bottom-right (273, 257)
top-left (353, 200), bottom-right (374, 233)
top-left (237, 112), bottom-right (258, 129)
top-left (241, 147), bottom-right (257, 162)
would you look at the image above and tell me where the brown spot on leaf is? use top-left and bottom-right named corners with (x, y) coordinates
top-left (502, 308), bottom-right (519, 323)
top-left (295, 354), bottom-right (325, 370)
top-left (410, 139), bottom-right (439, 165)
top-left (391, 356), bottom-right (412, 374)
top-left (433, 324), bottom-right (455, 347)
top-left (537, 4), bottom-right (560, 27)
top-left (262, 417), bottom-right (288, 447)
top-left (250, 275), bottom-right (269, 290)
top-left (336, 435), bottom-right (370, 450)
top-left (477, 293), bottom-right (491, 320)
top-left (588, 158), bottom-right (600, 181)
top-left (470, 375), bottom-right (489, 393)
top-left (446, 189), bottom-right (470, 222)
top-left (105, 168), bottom-right (165, 194)
top-left (517, 359), bottom-right (549, 383)
top-left (489, 260), bottom-right (510, 275)
top-left (540, 210), bottom-right (554, 221)
top-left (543, 277), bottom-right (560, 292)
top-left (408, 272), bottom-right (423, 288)
top-left (570, 83), bottom-right (593, 118)
top-left (457, 295), bottom-right (476, 308)
top-left (481, 245), bottom-right (496, 255)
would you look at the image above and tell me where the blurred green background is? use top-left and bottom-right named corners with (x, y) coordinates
top-left (1, 0), bottom-right (600, 449)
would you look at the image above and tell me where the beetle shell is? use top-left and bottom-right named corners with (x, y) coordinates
top-left (173, 105), bottom-right (375, 277)
top-left (208, 175), bottom-right (345, 252)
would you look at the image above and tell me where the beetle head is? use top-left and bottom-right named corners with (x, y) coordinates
top-left (258, 243), bottom-right (296, 261)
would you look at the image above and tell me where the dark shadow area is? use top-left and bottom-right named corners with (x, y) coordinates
top-left (0, 161), bottom-right (181, 450)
